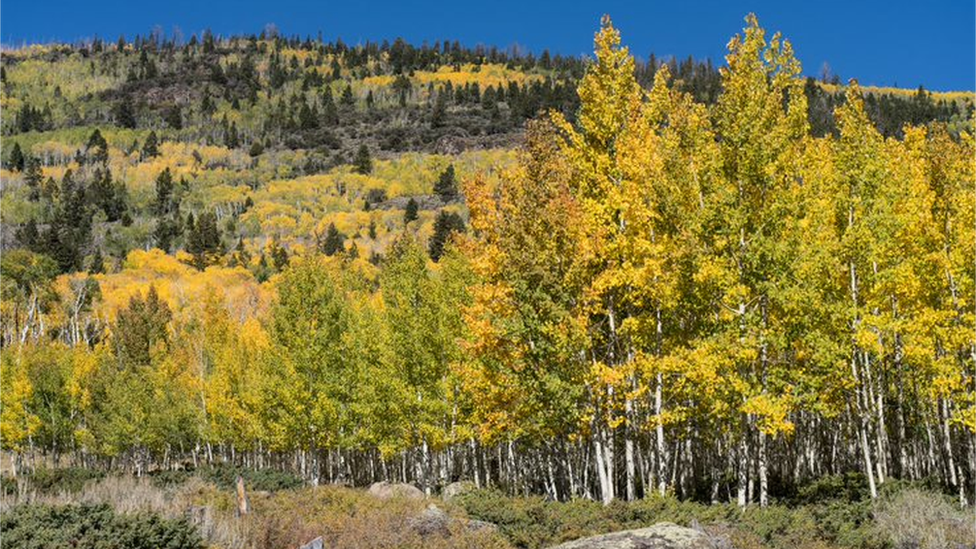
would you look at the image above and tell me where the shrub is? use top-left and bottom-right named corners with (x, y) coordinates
top-left (199, 464), bottom-right (304, 492)
top-left (0, 503), bottom-right (203, 549)
top-left (2, 467), bottom-right (106, 495)
top-left (874, 489), bottom-right (974, 549)
top-left (795, 473), bottom-right (871, 505)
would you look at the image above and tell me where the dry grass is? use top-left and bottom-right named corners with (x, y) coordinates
top-left (874, 489), bottom-right (975, 549)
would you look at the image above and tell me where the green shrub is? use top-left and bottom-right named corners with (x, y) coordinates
top-left (3, 467), bottom-right (106, 495)
top-left (0, 503), bottom-right (203, 549)
top-left (148, 469), bottom-right (194, 488)
top-left (795, 473), bottom-right (871, 505)
top-left (0, 475), bottom-right (17, 496)
top-left (199, 463), bottom-right (304, 492)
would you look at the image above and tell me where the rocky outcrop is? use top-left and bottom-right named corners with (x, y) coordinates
top-left (367, 481), bottom-right (425, 500)
top-left (547, 522), bottom-right (716, 549)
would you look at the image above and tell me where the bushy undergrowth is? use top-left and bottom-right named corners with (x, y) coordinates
top-left (1, 466), bottom-right (105, 496)
top-left (0, 468), bottom-right (968, 549)
top-left (0, 502), bottom-right (203, 549)
top-left (453, 479), bottom-right (964, 549)
top-left (147, 464), bottom-right (304, 492)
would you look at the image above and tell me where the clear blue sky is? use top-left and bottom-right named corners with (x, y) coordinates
top-left (2, 0), bottom-right (973, 91)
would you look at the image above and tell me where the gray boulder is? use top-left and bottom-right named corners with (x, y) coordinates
top-left (409, 504), bottom-right (452, 536)
top-left (547, 522), bottom-right (716, 549)
top-left (408, 503), bottom-right (499, 538)
top-left (367, 481), bottom-right (424, 500)
top-left (442, 480), bottom-right (476, 501)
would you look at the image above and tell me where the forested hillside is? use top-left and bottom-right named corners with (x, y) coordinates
top-left (1, 14), bottom-right (973, 511)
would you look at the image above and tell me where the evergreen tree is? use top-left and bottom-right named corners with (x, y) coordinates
top-left (428, 210), bottom-right (465, 261)
top-left (114, 99), bottom-right (136, 128)
top-left (164, 105), bottom-right (183, 129)
top-left (141, 131), bottom-right (160, 159)
top-left (319, 222), bottom-right (346, 256)
top-left (154, 168), bottom-right (176, 216)
top-left (23, 157), bottom-right (43, 201)
top-left (7, 142), bottom-right (25, 172)
top-left (341, 84), bottom-right (355, 106)
top-left (15, 219), bottom-right (41, 252)
top-left (322, 88), bottom-right (339, 126)
top-left (403, 197), bottom-right (419, 225)
top-left (431, 90), bottom-right (447, 128)
top-left (433, 164), bottom-right (458, 201)
top-left (225, 121), bottom-right (240, 148)
top-left (185, 211), bottom-right (223, 270)
top-left (87, 129), bottom-right (109, 164)
top-left (353, 144), bottom-right (372, 174)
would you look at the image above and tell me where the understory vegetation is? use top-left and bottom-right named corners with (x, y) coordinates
top-left (1, 468), bottom-right (972, 549)
top-left (1, 9), bottom-right (974, 528)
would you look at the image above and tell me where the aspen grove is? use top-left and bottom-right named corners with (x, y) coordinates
top-left (1, 16), bottom-right (973, 508)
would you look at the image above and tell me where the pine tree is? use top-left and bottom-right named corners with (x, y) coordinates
top-left (428, 210), bottom-right (465, 261)
top-left (433, 164), bottom-right (458, 201)
top-left (154, 168), bottom-right (175, 216)
top-left (7, 142), bottom-right (24, 171)
top-left (185, 211), bottom-right (223, 270)
top-left (141, 131), bottom-right (160, 159)
top-left (431, 90), bottom-right (447, 128)
top-left (319, 223), bottom-right (346, 256)
top-left (87, 129), bottom-right (109, 164)
top-left (403, 198), bottom-right (419, 225)
top-left (114, 99), bottom-right (136, 128)
top-left (353, 144), bottom-right (372, 174)
top-left (321, 87), bottom-right (339, 126)
top-left (15, 219), bottom-right (41, 252)
top-left (23, 157), bottom-right (43, 201)
top-left (165, 105), bottom-right (183, 129)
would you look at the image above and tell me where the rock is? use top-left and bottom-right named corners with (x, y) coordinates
top-left (442, 480), bottom-right (476, 501)
top-left (408, 503), bottom-right (499, 538)
top-left (547, 522), bottom-right (716, 549)
top-left (367, 481), bottom-right (424, 500)
top-left (298, 536), bottom-right (323, 549)
top-left (464, 518), bottom-right (498, 533)
top-left (409, 504), bottom-right (452, 536)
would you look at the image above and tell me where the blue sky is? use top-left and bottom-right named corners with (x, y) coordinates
top-left (2, 0), bottom-right (973, 91)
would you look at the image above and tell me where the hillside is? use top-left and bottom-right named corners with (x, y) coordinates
top-left (1, 15), bottom-right (974, 538)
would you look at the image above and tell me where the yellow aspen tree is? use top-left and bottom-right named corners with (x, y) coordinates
top-left (712, 13), bottom-right (808, 507)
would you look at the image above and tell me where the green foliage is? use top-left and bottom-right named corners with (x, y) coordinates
top-left (433, 164), bottom-right (458, 201)
top-left (114, 286), bottom-right (172, 367)
top-left (403, 197), bottom-right (419, 225)
top-left (456, 488), bottom-right (898, 549)
top-left (11, 467), bottom-right (106, 495)
top-left (0, 503), bottom-right (203, 549)
top-left (354, 144), bottom-right (373, 175)
top-left (197, 463), bottom-right (304, 492)
top-left (428, 210), bottom-right (465, 261)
